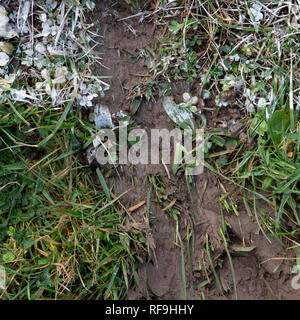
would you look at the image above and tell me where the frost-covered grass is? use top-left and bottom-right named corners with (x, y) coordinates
top-left (0, 0), bottom-right (109, 108)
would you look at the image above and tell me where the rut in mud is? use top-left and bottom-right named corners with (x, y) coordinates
top-left (91, 1), bottom-right (298, 300)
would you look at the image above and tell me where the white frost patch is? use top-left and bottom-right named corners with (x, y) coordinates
top-left (0, 52), bottom-right (9, 66)
top-left (249, 3), bottom-right (264, 23)
top-left (0, 5), bottom-right (17, 39)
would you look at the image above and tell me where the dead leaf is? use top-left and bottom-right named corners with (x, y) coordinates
top-left (163, 198), bottom-right (177, 211)
top-left (230, 244), bottom-right (256, 252)
top-left (128, 200), bottom-right (146, 212)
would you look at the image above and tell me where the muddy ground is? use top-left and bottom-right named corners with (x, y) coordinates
top-left (91, 1), bottom-right (299, 300)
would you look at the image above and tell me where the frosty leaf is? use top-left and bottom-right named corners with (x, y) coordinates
top-left (41, 69), bottom-right (50, 80)
top-left (183, 92), bottom-right (191, 102)
top-left (0, 52), bottom-right (9, 66)
top-left (10, 88), bottom-right (37, 101)
top-left (45, 83), bottom-right (51, 95)
top-left (46, 0), bottom-right (58, 10)
top-left (35, 43), bottom-right (46, 54)
top-left (78, 94), bottom-right (97, 107)
top-left (162, 96), bottom-right (195, 129)
top-left (94, 105), bottom-right (114, 129)
top-left (51, 87), bottom-right (57, 100)
top-left (229, 54), bottom-right (240, 62)
top-left (221, 74), bottom-right (237, 91)
top-left (42, 21), bottom-right (51, 37)
top-left (257, 97), bottom-right (267, 109)
top-left (35, 82), bottom-right (43, 90)
top-left (0, 5), bottom-right (17, 39)
top-left (249, 4), bottom-right (263, 23)
top-left (24, 49), bottom-right (34, 57)
top-left (18, 1), bottom-right (31, 33)
top-left (53, 66), bottom-right (68, 84)
top-left (228, 119), bottom-right (239, 132)
top-left (39, 13), bottom-right (47, 22)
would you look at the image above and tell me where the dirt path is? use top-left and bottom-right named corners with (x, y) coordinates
top-left (92, 0), bottom-right (299, 300)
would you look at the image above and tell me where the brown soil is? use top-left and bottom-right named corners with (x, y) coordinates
top-left (92, 0), bottom-right (299, 300)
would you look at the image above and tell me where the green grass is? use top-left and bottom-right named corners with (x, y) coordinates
top-left (0, 103), bottom-right (145, 299)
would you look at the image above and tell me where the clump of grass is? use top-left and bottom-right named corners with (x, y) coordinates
top-left (0, 102), bottom-right (146, 299)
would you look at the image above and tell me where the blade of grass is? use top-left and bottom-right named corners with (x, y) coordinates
top-left (219, 228), bottom-right (237, 300)
top-left (205, 234), bottom-right (224, 296)
top-left (96, 168), bottom-right (111, 201)
top-left (38, 102), bottom-right (72, 147)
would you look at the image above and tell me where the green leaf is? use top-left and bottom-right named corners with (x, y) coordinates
top-left (3, 251), bottom-right (15, 263)
top-left (262, 176), bottom-right (273, 189)
top-left (130, 96), bottom-right (143, 115)
top-left (268, 108), bottom-right (290, 146)
top-left (169, 21), bottom-right (184, 34)
top-left (96, 168), bottom-right (111, 201)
